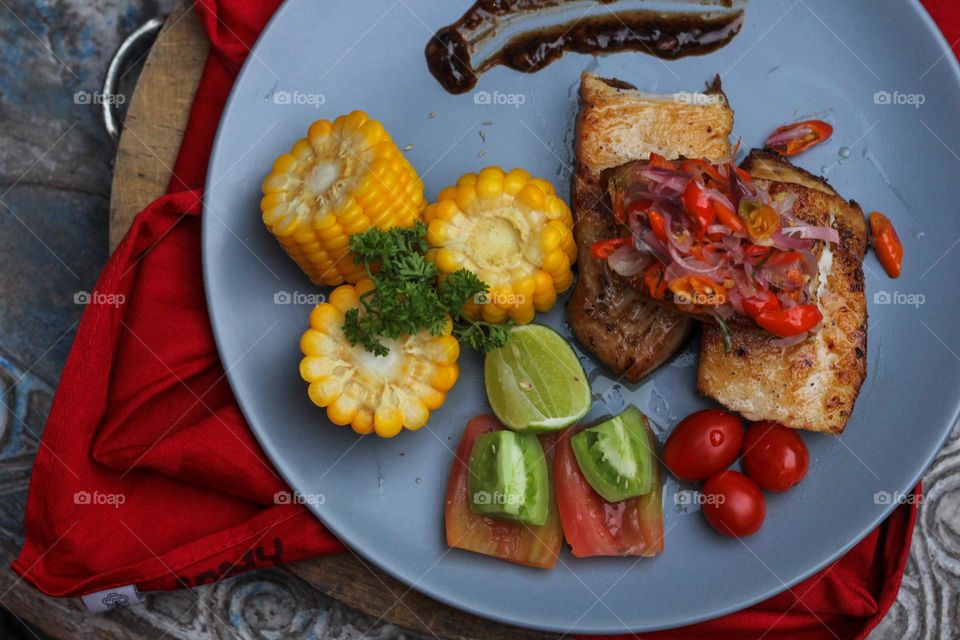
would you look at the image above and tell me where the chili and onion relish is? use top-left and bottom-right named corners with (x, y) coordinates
top-left (592, 154), bottom-right (840, 339)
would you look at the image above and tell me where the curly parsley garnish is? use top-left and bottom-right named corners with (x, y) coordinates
top-left (342, 222), bottom-right (512, 356)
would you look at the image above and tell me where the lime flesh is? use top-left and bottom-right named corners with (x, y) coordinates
top-left (484, 324), bottom-right (591, 432)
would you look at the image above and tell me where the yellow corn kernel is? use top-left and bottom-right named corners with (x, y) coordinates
top-left (328, 395), bottom-right (359, 426)
top-left (517, 184), bottom-right (546, 210)
top-left (261, 111), bottom-right (424, 286)
top-left (508, 305), bottom-right (536, 324)
top-left (424, 167), bottom-right (576, 324)
top-left (374, 407), bottom-right (403, 438)
top-left (434, 248), bottom-right (462, 273)
top-left (299, 281), bottom-right (461, 438)
top-left (328, 283), bottom-right (359, 313)
top-left (427, 220), bottom-right (450, 245)
top-left (430, 364), bottom-right (459, 392)
top-left (309, 304), bottom-right (342, 333)
top-left (503, 168), bottom-right (531, 195)
top-left (401, 399), bottom-right (430, 431)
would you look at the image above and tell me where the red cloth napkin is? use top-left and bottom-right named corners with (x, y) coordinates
top-left (14, 0), bottom-right (950, 637)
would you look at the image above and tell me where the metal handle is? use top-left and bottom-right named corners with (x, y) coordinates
top-left (102, 16), bottom-right (165, 141)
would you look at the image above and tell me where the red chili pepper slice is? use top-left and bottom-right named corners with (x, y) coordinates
top-left (647, 153), bottom-right (676, 170)
top-left (668, 275), bottom-right (727, 307)
top-left (739, 201), bottom-right (781, 243)
top-left (754, 304), bottom-right (823, 337)
top-left (647, 209), bottom-right (668, 244)
top-left (713, 200), bottom-right (746, 233)
top-left (743, 290), bottom-right (781, 318)
top-left (869, 211), bottom-right (903, 278)
top-left (644, 263), bottom-right (668, 300)
top-left (682, 181), bottom-right (715, 238)
top-left (765, 120), bottom-right (834, 157)
top-left (680, 159), bottom-right (723, 184)
top-left (766, 250), bottom-right (803, 267)
top-left (590, 237), bottom-right (631, 260)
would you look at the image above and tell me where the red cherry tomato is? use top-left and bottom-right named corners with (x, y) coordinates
top-left (741, 421), bottom-right (810, 492)
top-left (663, 409), bottom-right (743, 482)
top-left (701, 471), bottom-right (766, 537)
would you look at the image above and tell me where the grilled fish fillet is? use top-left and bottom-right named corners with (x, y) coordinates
top-left (698, 150), bottom-right (868, 434)
top-left (567, 73), bottom-right (734, 383)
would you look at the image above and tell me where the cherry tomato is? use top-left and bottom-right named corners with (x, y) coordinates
top-left (647, 209), bottom-right (669, 244)
top-left (701, 471), bottom-right (766, 537)
top-left (869, 211), bottom-right (903, 278)
top-left (742, 290), bottom-right (781, 318)
top-left (754, 304), bottom-right (823, 337)
top-left (663, 409), bottom-right (743, 482)
top-left (741, 421), bottom-right (809, 492)
top-left (765, 120), bottom-right (834, 156)
top-left (590, 237), bottom-right (631, 260)
top-left (682, 181), bottom-right (715, 237)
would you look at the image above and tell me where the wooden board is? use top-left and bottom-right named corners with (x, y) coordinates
top-left (107, 4), bottom-right (553, 639)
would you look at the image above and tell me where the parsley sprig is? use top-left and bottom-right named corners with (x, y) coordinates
top-left (342, 222), bottom-right (512, 356)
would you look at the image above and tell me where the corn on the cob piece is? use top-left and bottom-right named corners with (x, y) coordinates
top-left (261, 111), bottom-right (424, 286)
top-left (424, 167), bottom-right (577, 324)
top-left (300, 280), bottom-right (460, 437)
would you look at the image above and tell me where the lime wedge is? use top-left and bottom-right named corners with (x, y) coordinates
top-left (484, 324), bottom-right (591, 432)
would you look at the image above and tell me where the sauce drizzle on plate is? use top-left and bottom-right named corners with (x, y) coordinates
top-left (425, 0), bottom-right (746, 95)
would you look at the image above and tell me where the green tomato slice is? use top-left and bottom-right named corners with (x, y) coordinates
top-left (467, 430), bottom-right (549, 525)
top-left (571, 406), bottom-right (654, 503)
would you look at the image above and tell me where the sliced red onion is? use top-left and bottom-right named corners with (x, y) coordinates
top-left (662, 212), bottom-right (694, 253)
top-left (704, 187), bottom-right (736, 213)
top-left (771, 232), bottom-right (813, 251)
top-left (770, 192), bottom-right (798, 218)
top-left (607, 243), bottom-right (651, 277)
top-left (668, 243), bottom-right (724, 277)
top-left (635, 230), bottom-right (670, 264)
top-left (781, 225), bottom-right (840, 244)
top-left (639, 167), bottom-right (692, 195)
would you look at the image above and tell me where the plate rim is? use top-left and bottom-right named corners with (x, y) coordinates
top-left (202, 0), bottom-right (960, 632)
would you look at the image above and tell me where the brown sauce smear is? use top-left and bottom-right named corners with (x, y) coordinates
top-left (426, 0), bottom-right (745, 95)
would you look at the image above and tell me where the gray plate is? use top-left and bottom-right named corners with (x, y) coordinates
top-left (203, 0), bottom-right (960, 633)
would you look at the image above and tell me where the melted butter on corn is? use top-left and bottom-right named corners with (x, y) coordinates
top-left (424, 167), bottom-right (577, 324)
top-left (299, 280), bottom-right (460, 438)
top-left (261, 111), bottom-right (425, 286)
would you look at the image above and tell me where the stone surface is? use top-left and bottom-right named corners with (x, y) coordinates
top-left (0, 1), bottom-right (956, 639)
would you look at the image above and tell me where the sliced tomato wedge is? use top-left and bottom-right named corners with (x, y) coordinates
top-left (554, 423), bottom-right (664, 558)
top-left (445, 416), bottom-right (563, 568)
